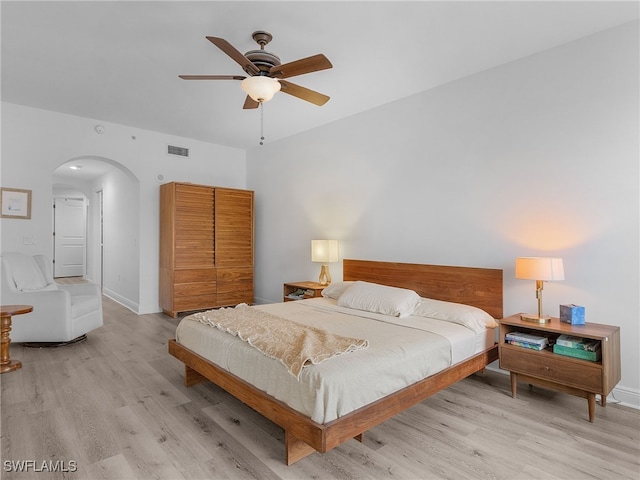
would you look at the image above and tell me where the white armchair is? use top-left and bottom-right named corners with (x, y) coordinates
top-left (0, 252), bottom-right (103, 344)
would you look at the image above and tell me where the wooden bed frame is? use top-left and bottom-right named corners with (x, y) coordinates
top-left (168, 259), bottom-right (503, 465)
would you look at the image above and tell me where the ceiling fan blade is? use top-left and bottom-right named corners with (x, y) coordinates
top-left (269, 54), bottom-right (332, 79)
top-left (206, 36), bottom-right (260, 76)
top-left (279, 80), bottom-right (330, 106)
top-left (179, 75), bottom-right (245, 80)
top-left (243, 96), bottom-right (259, 110)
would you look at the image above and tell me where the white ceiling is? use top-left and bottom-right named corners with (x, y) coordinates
top-left (2, 1), bottom-right (638, 151)
top-left (52, 158), bottom-right (117, 182)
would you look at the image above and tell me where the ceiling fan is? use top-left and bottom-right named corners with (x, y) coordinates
top-left (179, 31), bottom-right (332, 109)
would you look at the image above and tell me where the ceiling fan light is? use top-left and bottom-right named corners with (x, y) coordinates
top-left (241, 76), bottom-right (281, 103)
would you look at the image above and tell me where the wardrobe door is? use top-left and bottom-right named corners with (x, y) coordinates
top-left (214, 188), bottom-right (254, 305)
top-left (174, 184), bottom-right (215, 268)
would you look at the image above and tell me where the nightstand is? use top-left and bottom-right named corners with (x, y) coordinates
top-left (499, 314), bottom-right (620, 422)
top-left (283, 281), bottom-right (326, 302)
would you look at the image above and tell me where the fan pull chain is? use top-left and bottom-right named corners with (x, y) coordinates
top-left (260, 103), bottom-right (265, 146)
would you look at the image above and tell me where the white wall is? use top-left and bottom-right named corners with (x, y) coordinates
top-left (0, 103), bottom-right (247, 313)
top-left (98, 167), bottom-right (140, 310)
top-left (247, 22), bottom-right (639, 406)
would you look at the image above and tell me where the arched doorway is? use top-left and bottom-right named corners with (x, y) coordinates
top-left (53, 157), bottom-right (140, 309)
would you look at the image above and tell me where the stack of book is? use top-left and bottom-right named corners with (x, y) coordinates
top-left (505, 331), bottom-right (549, 351)
top-left (286, 288), bottom-right (306, 300)
top-left (553, 334), bottom-right (601, 361)
top-left (286, 288), bottom-right (317, 300)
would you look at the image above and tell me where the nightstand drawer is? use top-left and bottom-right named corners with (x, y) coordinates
top-left (500, 347), bottom-right (603, 392)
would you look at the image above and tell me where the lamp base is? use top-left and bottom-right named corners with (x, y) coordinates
top-left (520, 313), bottom-right (551, 323)
top-left (318, 264), bottom-right (331, 286)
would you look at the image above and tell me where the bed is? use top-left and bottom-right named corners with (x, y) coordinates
top-left (168, 259), bottom-right (503, 465)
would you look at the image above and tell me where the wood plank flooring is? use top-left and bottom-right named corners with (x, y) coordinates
top-left (1, 293), bottom-right (639, 479)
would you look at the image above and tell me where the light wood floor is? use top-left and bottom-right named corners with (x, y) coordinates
top-left (1, 293), bottom-right (639, 480)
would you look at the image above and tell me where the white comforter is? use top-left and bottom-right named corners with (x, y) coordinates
top-left (175, 297), bottom-right (490, 424)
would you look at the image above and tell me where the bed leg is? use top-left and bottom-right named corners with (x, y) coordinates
top-left (354, 433), bottom-right (364, 443)
top-left (285, 431), bottom-right (317, 465)
top-left (184, 365), bottom-right (206, 387)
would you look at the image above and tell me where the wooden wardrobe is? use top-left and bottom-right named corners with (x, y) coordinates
top-left (159, 182), bottom-right (254, 317)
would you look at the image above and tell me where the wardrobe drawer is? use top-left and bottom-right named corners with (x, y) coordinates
top-left (174, 269), bottom-right (216, 284)
top-left (173, 282), bottom-right (216, 297)
top-left (174, 294), bottom-right (217, 312)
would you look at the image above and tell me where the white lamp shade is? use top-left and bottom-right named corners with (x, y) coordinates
top-left (311, 240), bottom-right (339, 263)
top-left (515, 257), bottom-right (565, 281)
top-left (240, 76), bottom-right (281, 102)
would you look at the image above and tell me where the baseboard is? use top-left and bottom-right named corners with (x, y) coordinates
top-left (252, 296), bottom-right (272, 305)
top-left (609, 385), bottom-right (640, 409)
top-left (486, 364), bottom-right (639, 410)
top-left (102, 288), bottom-right (139, 314)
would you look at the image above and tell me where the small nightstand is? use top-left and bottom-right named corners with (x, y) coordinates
top-left (283, 281), bottom-right (326, 302)
top-left (499, 314), bottom-right (621, 422)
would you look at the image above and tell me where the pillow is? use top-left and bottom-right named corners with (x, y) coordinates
top-left (2, 252), bottom-right (48, 291)
top-left (321, 281), bottom-right (353, 299)
top-left (33, 254), bottom-right (55, 285)
top-left (412, 297), bottom-right (497, 333)
top-left (337, 281), bottom-right (420, 317)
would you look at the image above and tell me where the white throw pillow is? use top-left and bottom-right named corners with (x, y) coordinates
top-left (337, 281), bottom-right (420, 317)
top-left (321, 281), bottom-right (353, 299)
top-left (412, 297), bottom-right (497, 333)
top-left (3, 253), bottom-right (48, 291)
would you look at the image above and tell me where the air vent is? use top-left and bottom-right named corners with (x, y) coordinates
top-left (168, 145), bottom-right (189, 157)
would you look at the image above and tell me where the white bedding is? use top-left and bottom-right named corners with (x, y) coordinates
top-left (175, 297), bottom-right (495, 424)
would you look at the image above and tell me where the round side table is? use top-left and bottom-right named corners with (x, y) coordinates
top-left (0, 304), bottom-right (33, 374)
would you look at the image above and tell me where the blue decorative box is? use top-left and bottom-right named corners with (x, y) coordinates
top-left (560, 304), bottom-right (585, 325)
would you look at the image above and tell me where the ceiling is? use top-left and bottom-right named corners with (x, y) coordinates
top-left (2, 1), bottom-right (638, 151)
top-left (52, 158), bottom-right (118, 182)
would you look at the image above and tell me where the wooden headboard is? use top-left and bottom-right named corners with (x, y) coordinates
top-left (343, 259), bottom-right (503, 319)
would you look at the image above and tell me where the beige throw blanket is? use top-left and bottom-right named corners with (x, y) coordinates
top-left (191, 303), bottom-right (368, 379)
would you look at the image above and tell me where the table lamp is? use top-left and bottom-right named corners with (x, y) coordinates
top-left (515, 257), bottom-right (564, 323)
top-left (311, 240), bottom-right (339, 286)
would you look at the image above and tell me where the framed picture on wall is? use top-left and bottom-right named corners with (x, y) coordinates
top-left (0, 187), bottom-right (32, 219)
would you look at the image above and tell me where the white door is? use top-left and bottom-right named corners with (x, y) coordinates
top-left (54, 198), bottom-right (86, 277)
